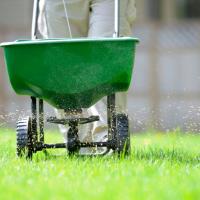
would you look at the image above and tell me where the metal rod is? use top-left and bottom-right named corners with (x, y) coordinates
top-left (32, 0), bottom-right (39, 40)
top-left (42, 141), bottom-right (112, 149)
top-left (80, 142), bottom-right (109, 148)
top-left (107, 94), bottom-right (116, 141)
top-left (31, 96), bottom-right (38, 147)
top-left (39, 99), bottom-right (44, 143)
top-left (114, 0), bottom-right (120, 37)
top-left (43, 143), bottom-right (66, 149)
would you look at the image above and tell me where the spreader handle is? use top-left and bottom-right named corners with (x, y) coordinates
top-left (114, 0), bottom-right (120, 38)
top-left (32, 0), bottom-right (39, 40)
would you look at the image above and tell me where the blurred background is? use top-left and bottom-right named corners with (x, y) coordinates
top-left (0, 0), bottom-right (200, 132)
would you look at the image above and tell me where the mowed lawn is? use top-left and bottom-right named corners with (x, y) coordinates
top-left (0, 129), bottom-right (199, 200)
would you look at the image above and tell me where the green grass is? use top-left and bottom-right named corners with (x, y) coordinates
top-left (0, 129), bottom-right (199, 200)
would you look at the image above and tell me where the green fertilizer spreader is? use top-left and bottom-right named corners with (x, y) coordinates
top-left (0, 0), bottom-right (139, 158)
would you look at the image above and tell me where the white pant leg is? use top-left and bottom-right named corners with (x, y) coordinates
top-left (88, 0), bottom-right (136, 141)
top-left (89, 0), bottom-right (135, 37)
top-left (38, 0), bottom-right (90, 38)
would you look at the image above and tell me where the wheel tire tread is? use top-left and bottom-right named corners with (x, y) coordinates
top-left (16, 117), bottom-right (32, 158)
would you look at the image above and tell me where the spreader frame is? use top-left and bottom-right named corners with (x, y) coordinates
top-left (28, 95), bottom-right (119, 156)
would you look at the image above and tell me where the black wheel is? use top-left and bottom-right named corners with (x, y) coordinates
top-left (114, 114), bottom-right (131, 156)
top-left (16, 117), bottom-right (33, 159)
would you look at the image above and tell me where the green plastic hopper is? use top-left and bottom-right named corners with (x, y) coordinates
top-left (1, 37), bottom-right (138, 109)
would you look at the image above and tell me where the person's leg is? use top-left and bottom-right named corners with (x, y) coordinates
top-left (38, 0), bottom-right (90, 38)
top-left (89, 0), bottom-right (136, 37)
top-left (88, 0), bottom-right (136, 142)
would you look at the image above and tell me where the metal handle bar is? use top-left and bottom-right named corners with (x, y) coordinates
top-left (114, 0), bottom-right (120, 38)
top-left (32, 0), bottom-right (39, 40)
